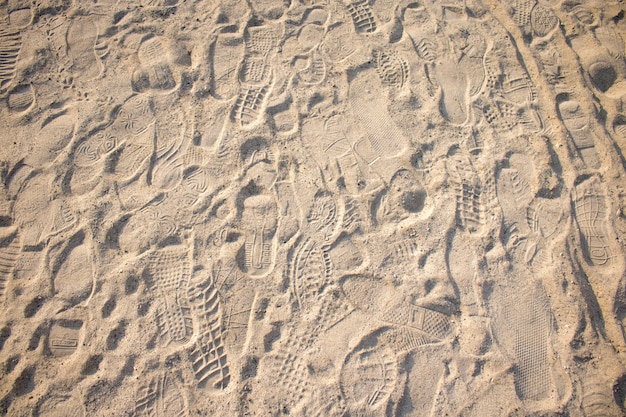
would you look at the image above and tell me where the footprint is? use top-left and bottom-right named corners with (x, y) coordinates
top-left (289, 236), bottom-right (332, 309)
top-left (13, 174), bottom-right (76, 247)
top-left (101, 296), bottom-right (116, 318)
top-left (433, 56), bottom-right (469, 125)
top-left (458, 34), bottom-right (487, 98)
top-left (0, 325), bottom-right (11, 351)
top-left (12, 366), bottom-right (35, 396)
top-left (348, 68), bottom-right (409, 157)
top-left (132, 36), bottom-right (177, 92)
top-left (24, 295), bottom-right (46, 318)
top-left (530, 5), bottom-right (559, 37)
top-left (344, 0), bottom-right (378, 34)
top-left (298, 51), bottom-right (326, 85)
top-left (187, 270), bottom-right (230, 390)
top-left (8, 4), bottom-right (33, 29)
top-left (81, 354), bottom-right (102, 375)
top-left (66, 16), bottom-right (102, 80)
top-left (496, 166), bottom-right (534, 229)
top-left (239, 25), bottom-right (277, 87)
top-left (557, 97), bottom-right (600, 169)
top-left (0, 232), bottom-right (19, 299)
top-left (373, 49), bottom-right (408, 89)
top-left (446, 150), bottom-right (487, 234)
top-left (511, 290), bottom-right (554, 402)
top-left (573, 176), bottom-right (615, 267)
top-left (219, 279), bottom-right (258, 356)
top-left (510, 0), bottom-right (535, 28)
top-left (230, 85), bottom-right (268, 128)
top-left (490, 283), bottom-right (560, 405)
top-left (240, 194), bottom-right (278, 278)
top-left (322, 22), bottom-right (358, 63)
top-left (106, 321), bottom-right (126, 350)
top-left (340, 333), bottom-right (398, 411)
top-left (587, 59), bottom-right (617, 93)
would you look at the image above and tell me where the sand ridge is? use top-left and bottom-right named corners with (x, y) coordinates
top-left (0, 0), bottom-right (626, 415)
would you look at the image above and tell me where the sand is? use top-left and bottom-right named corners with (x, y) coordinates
top-left (0, 0), bottom-right (626, 415)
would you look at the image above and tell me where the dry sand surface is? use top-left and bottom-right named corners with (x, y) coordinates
top-left (1, 0), bottom-right (626, 415)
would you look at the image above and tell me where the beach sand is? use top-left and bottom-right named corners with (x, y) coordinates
top-left (1, 0), bottom-right (626, 415)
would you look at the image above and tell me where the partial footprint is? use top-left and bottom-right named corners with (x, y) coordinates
top-left (13, 174), bottom-right (76, 247)
top-left (0, 28), bottom-right (22, 91)
top-left (48, 319), bottom-right (83, 357)
top-left (230, 85), bottom-right (268, 128)
top-left (530, 5), bottom-right (559, 38)
top-left (36, 395), bottom-right (85, 417)
top-left (340, 333), bottom-right (398, 412)
top-left (135, 372), bottom-right (187, 417)
top-left (239, 25), bottom-right (277, 86)
top-left (344, 0), bottom-right (378, 34)
top-left (8, 4), bottom-right (33, 30)
top-left (0, 232), bottom-right (20, 299)
top-left (7, 84), bottom-right (35, 113)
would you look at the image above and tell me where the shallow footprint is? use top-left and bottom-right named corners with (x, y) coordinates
top-left (433, 58), bottom-right (468, 125)
top-left (66, 16), bottom-right (102, 80)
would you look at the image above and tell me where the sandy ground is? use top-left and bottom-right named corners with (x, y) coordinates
top-left (0, 0), bottom-right (626, 415)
